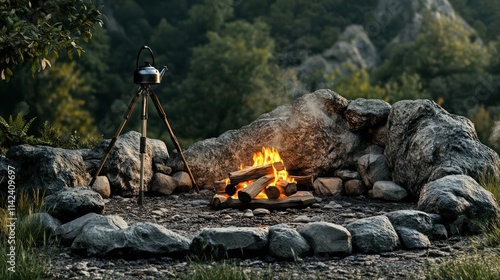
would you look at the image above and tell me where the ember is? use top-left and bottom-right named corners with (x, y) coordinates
top-left (211, 147), bottom-right (315, 209)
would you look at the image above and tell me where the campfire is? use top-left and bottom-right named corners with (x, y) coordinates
top-left (211, 147), bottom-right (315, 210)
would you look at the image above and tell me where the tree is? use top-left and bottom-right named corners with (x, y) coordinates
top-left (375, 13), bottom-right (490, 113)
top-left (324, 65), bottom-right (387, 101)
top-left (174, 20), bottom-right (293, 142)
top-left (0, 0), bottom-right (103, 81)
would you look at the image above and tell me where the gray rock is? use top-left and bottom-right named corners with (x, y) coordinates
top-left (417, 175), bottom-right (500, 234)
top-left (344, 179), bottom-right (366, 196)
top-left (372, 181), bottom-right (408, 201)
top-left (372, 124), bottom-right (388, 147)
top-left (268, 224), bottom-right (310, 260)
top-left (322, 25), bottom-right (379, 70)
top-left (431, 224), bottom-right (448, 240)
top-left (346, 215), bottom-right (399, 253)
top-left (6, 145), bottom-right (89, 195)
top-left (314, 177), bottom-right (344, 196)
top-left (386, 0), bottom-right (473, 44)
top-left (167, 90), bottom-right (368, 188)
top-left (84, 131), bottom-right (155, 197)
top-left (55, 213), bottom-right (128, 244)
top-left (253, 208), bottom-right (271, 216)
top-left (149, 139), bottom-right (169, 165)
top-left (298, 222), bottom-right (352, 255)
top-left (150, 173), bottom-right (177, 196)
top-left (44, 188), bottom-right (105, 223)
top-left (91, 176), bottom-right (111, 199)
top-left (385, 210), bottom-right (433, 235)
top-left (344, 98), bottom-right (391, 131)
top-left (395, 227), bottom-right (431, 249)
top-left (358, 154), bottom-right (391, 188)
top-left (385, 100), bottom-right (500, 198)
top-left (71, 222), bottom-right (190, 257)
top-left (154, 164), bottom-right (172, 175)
top-left (173, 171), bottom-right (192, 192)
top-left (334, 170), bottom-right (360, 181)
top-left (190, 227), bottom-right (268, 258)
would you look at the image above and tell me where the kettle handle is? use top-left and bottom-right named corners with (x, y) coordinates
top-left (136, 45), bottom-right (155, 68)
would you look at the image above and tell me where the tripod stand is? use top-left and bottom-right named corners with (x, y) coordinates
top-left (89, 46), bottom-right (198, 207)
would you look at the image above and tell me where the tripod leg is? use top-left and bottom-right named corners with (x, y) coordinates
top-left (137, 89), bottom-right (149, 207)
top-left (89, 88), bottom-right (142, 186)
top-left (149, 92), bottom-right (199, 193)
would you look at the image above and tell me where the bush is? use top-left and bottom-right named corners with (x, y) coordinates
top-left (0, 190), bottom-right (57, 279)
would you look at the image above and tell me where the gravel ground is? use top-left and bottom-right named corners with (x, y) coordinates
top-left (44, 190), bottom-right (498, 279)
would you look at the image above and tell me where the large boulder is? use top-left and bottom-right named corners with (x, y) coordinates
top-left (346, 215), bottom-right (399, 253)
top-left (268, 224), bottom-right (311, 260)
top-left (6, 145), bottom-right (90, 195)
top-left (43, 188), bottom-right (105, 223)
top-left (384, 210), bottom-right (434, 235)
top-left (84, 131), bottom-right (168, 197)
top-left (190, 227), bottom-right (268, 258)
top-left (385, 100), bottom-right (500, 198)
top-left (298, 222), bottom-right (352, 256)
top-left (344, 98), bottom-right (391, 132)
top-left (55, 213), bottom-right (128, 244)
top-left (71, 222), bottom-right (190, 257)
top-left (417, 175), bottom-right (500, 234)
top-left (167, 90), bottom-right (369, 188)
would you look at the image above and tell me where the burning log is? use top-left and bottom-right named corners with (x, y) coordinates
top-left (213, 180), bottom-right (228, 193)
top-left (289, 175), bottom-right (314, 190)
top-left (276, 180), bottom-right (297, 197)
top-left (238, 175), bottom-right (274, 203)
top-left (229, 162), bottom-right (284, 185)
top-left (225, 184), bottom-right (237, 196)
top-left (265, 185), bottom-right (281, 200)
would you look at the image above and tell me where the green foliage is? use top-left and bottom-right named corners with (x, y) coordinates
top-left (0, 112), bottom-right (43, 152)
top-left (324, 66), bottom-right (388, 101)
top-left (324, 65), bottom-right (428, 103)
top-left (176, 20), bottom-right (293, 139)
top-left (181, 260), bottom-right (321, 280)
top-left (468, 106), bottom-right (493, 145)
top-left (0, 190), bottom-right (55, 279)
top-left (424, 253), bottom-right (500, 280)
top-left (38, 121), bottom-right (102, 150)
top-left (0, 0), bottom-right (103, 81)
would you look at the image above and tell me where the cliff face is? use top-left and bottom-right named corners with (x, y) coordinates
top-left (295, 0), bottom-right (478, 79)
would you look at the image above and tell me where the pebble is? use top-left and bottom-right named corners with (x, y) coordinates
top-left (294, 215), bottom-right (312, 223)
top-left (253, 208), bottom-right (271, 216)
top-left (243, 210), bottom-right (254, 218)
top-left (151, 210), bottom-right (163, 216)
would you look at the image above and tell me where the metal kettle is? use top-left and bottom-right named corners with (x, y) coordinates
top-left (133, 46), bottom-right (167, 85)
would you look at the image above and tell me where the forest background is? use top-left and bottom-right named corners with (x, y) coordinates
top-left (2, 0), bottom-right (500, 153)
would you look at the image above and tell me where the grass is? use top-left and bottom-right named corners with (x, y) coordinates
top-left (180, 258), bottom-right (322, 280)
top-left (0, 189), bottom-right (56, 280)
top-left (422, 174), bottom-right (500, 280)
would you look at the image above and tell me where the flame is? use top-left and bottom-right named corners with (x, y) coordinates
top-left (229, 147), bottom-right (295, 200)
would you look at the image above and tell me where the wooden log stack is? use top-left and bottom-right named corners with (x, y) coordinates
top-left (213, 164), bottom-right (307, 204)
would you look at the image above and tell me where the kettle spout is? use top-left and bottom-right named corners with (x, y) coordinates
top-left (159, 66), bottom-right (168, 82)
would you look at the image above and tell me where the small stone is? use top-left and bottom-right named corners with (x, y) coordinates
top-left (151, 210), bottom-right (163, 216)
top-left (294, 215), bottom-right (311, 223)
top-left (243, 210), bottom-right (254, 218)
top-left (173, 171), bottom-right (193, 192)
top-left (344, 179), bottom-right (366, 196)
top-left (253, 208), bottom-right (271, 216)
top-left (92, 176), bottom-right (111, 199)
top-left (310, 216), bottom-right (322, 222)
top-left (372, 181), bottom-right (408, 201)
top-left (314, 177), bottom-right (344, 196)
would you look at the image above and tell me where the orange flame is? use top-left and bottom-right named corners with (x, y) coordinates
top-left (230, 147), bottom-right (295, 199)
